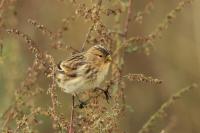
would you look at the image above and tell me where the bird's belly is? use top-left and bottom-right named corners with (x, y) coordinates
top-left (96, 63), bottom-right (110, 85)
top-left (56, 63), bottom-right (110, 94)
top-left (57, 76), bottom-right (88, 94)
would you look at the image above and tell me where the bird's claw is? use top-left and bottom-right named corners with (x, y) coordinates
top-left (95, 87), bottom-right (111, 103)
top-left (103, 89), bottom-right (111, 103)
top-left (78, 100), bottom-right (87, 109)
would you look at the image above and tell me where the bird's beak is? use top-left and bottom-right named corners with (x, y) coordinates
top-left (106, 55), bottom-right (112, 62)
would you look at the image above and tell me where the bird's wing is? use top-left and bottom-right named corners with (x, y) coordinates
top-left (57, 53), bottom-right (86, 78)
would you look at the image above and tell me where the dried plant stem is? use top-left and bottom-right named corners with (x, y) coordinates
top-left (114, 0), bottom-right (194, 56)
top-left (81, 24), bottom-right (94, 51)
top-left (1, 107), bottom-right (15, 129)
top-left (124, 0), bottom-right (133, 38)
top-left (0, 42), bottom-right (3, 56)
top-left (138, 83), bottom-right (198, 133)
top-left (0, 0), bottom-right (5, 10)
top-left (69, 96), bottom-right (75, 133)
top-left (81, 0), bottom-right (102, 51)
top-left (124, 73), bottom-right (162, 84)
top-left (117, 0), bottom-right (134, 110)
top-left (27, 18), bottom-right (79, 52)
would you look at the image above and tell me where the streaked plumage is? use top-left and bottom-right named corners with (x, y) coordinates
top-left (56, 45), bottom-right (112, 94)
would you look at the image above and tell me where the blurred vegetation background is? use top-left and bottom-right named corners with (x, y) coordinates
top-left (0, 0), bottom-right (200, 133)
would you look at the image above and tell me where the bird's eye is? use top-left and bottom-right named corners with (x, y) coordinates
top-left (98, 55), bottom-right (103, 58)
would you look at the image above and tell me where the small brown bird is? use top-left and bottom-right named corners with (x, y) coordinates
top-left (55, 45), bottom-right (112, 95)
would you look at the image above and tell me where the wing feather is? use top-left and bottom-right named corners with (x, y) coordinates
top-left (57, 53), bottom-right (86, 78)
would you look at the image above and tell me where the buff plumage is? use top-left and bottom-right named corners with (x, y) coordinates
top-left (55, 45), bottom-right (112, 94)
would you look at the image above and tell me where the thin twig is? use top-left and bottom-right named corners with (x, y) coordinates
top-left (81, 24), bottom-right (94, 52)
top-left (0, 0), bottom-right (5, 10)
top-left (27, 19), bottom-right (79, 52)
top-left (138, 83), bottom-right (198, 133)
top-left (0, 41), bottom-right (3, 56)
top-left (69, 96), bottom-right (75, 133)
top-left (81, 0), bottom-right (103, 51)
top-left (123, 0), bottom-right (133, 38)
top-left (117, 0), bottom-right (134, 111)
top-left (1, 106), bottom-right (15, 129)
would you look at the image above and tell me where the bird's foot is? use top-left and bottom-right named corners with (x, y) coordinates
top-left (94, 87), bottom-right (111, 103)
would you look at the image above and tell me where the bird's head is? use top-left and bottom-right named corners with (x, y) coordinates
top-left (85, 45), bottom-right (112, 65)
